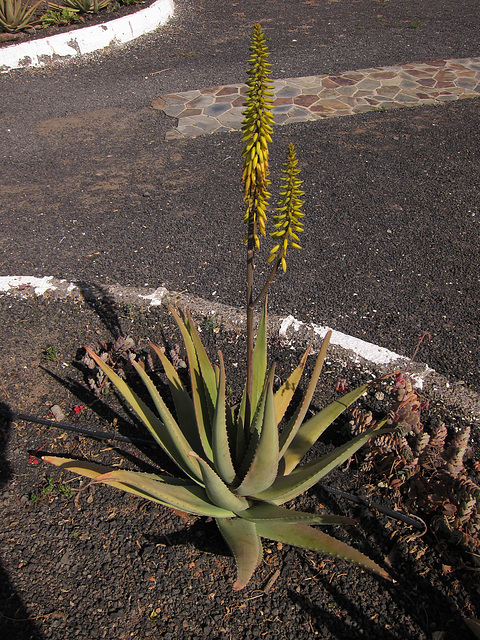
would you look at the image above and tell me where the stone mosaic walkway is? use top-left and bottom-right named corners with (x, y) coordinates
top-left (151, 57), bottom-right (480, 140)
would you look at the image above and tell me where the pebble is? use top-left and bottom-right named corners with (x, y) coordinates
top-left (51, 404), bottom-right (66, 421)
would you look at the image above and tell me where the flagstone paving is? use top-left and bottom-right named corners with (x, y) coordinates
top-left (151, 57), bottom-right (480, 140)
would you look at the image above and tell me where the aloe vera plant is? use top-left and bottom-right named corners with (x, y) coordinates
top-left (54, 0), bottom-right (109, 14)
top-left (0, 0), bottom-right (43, 32)
top-left (43, 24), bottom-right (393, 590)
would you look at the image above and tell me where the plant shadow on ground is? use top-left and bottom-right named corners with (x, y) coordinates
top-left (282, 486), bottom-right (476, 639)
top-left (0, 407), bottom-right (43, 640)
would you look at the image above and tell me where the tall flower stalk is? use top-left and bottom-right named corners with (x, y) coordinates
top-left (241, 25), bottom-right (305, 433)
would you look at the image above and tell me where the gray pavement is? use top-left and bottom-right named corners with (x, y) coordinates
top-left (0, 0), bottom-right (479, 395)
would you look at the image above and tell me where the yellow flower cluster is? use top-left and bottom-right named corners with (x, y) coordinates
top-left (241, 23), bottom-right (275, 248)
top-left (268, 143), bottom-right (305, 272)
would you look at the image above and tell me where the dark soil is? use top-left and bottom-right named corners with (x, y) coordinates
top-left (0, 292), bottom-right (479, 640)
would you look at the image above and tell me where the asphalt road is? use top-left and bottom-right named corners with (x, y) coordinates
top-left (1, 0), bottom-right (479, 391)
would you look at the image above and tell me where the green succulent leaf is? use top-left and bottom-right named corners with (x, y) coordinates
top-left (274, 346), bottom-right (309, 424)
top-left (149, 342), bottom-right (201, 452)
top-left (281, 380), bottom-right (369, 475)
top-left (168, 307), bottom-right (214, 460)
top-left (238, 299), bottom-right (268, 435)
top-left (84, 347), bottom-right (202, 483)
top-left (236, 365), bottom-right (270, 481)
top-left (212, 351), bottom-right (236, 484)
top-left (240, 502), bottom-right (357, 526)
top-left (279, 331), bottom-right (332, 461)
top-left (250, 299), bottom-right (268, 416)
top-left (129, 356), bottom-right (204, 482)
top-left (42, 456), bottom-right (234, 518)
top-left (62, 0), bottom-right (109, 13)
top-left (255, 521), bottom-right (391, 580)
top-left (190, 453), bottom-right (251, 513)
top-left (254, 428), bottom-right (391, 504)
top-left (217, 517), bottom-right (263, 591)
top-left (235, 366), bottom-right (279, 496)
top-left (183, 310), bottom-right (218, 409)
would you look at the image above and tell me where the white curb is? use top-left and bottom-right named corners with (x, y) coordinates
top-left (279, 315), bottom-right (405, 367)
top-left (1, 275), bottom-right (479, 420)
top-left (0, 274), bottom-right (417, 374)
top-left (0, 0), bottom-right (174, 73)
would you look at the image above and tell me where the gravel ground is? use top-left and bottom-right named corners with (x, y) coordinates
top-left (1, 0), bottom-right (479, 392)
top-left (0, 293), bottom-right (479, 640)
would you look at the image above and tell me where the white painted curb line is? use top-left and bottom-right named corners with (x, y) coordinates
top-left (0, 276), bottom-right (403, 367)
top-left (0, 0), bottom-right (174, 73)
top-left (0, 277), bottom-right (407, 369)
top-left (279, 315), bottom-right (402, 368)
top-left (1, 275), bottom-right (479, 420)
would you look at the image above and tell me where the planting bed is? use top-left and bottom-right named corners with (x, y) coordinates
top-left (0, 292), bottom-right (478, 640)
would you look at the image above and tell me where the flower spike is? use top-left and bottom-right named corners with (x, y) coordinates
top-left (268, 143), bottom-right (305, 272)
top-left (241, 23), bottom-right (275, 248)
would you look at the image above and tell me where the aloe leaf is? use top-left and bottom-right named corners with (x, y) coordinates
top-left (23, 1), bottom-right (42, 20)
top-left (168, 307), bottom-right (213, 460)
top-left (464, 618), bottom-right (480, 640)
top-left (183, 310), bottom-right (218, 411)
top-left (274, 346), bottom-right (310, 425)
top-left (281, 381), bottom-right (369, 475)
top-left (237, 299), bottom-right (268, 432)
top-left (235, 365), bottom-right (270, 481)
top-left (249, 362), bottom-right (274, 440)
top-left (216, 517), bottom-right (263, 590)
top-left (255, 428), bottom-right (391, 504)
top-left (43, 456), bottom-right (114, 478)
top-left (240, 502), bottom-right (357, 525)
top-left (235, 367), bottom-right (279, 496)
top-left (1, 0), bottom-right (42, 30)
top-left (85, 348), bottom-right (201, 482)
top-left (212, 351), bottom-right (236, 483)
top-left (149, 342), bottom-right (201, 452)
top-left (279, 331), bottom-right (331, 460)
top-left (233, 406), bottom-right (247, 470)
top-left (42, 456), bottom-right (234, 518)
top-left (255, 521), bottom-right (391, 580)
top-left (190, 453), bottom-right (250, 513)
top-left (129, 357), bottom-right (204, 482)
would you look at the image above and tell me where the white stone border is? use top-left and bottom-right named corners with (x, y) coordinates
top-left (0, 275), bottom-right (413, 369)
top-left (1, 274), bottom-right (479, 419)
top-left (0, 0), bottom-right (174, 73)
top-left (279, 315), bottom-right (404, 367)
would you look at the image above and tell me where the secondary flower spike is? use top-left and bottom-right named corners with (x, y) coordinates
top-left (268, 143), bottom-right (305, 272)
